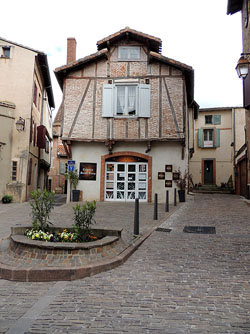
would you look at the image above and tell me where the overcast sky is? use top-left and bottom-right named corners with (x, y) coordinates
top-left (1, 0), bottom-right (243, 115)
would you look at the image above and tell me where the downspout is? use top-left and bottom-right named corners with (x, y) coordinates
top-left (233, 108), bottom-right (236, 190)
top-left (245, 125), bottom-right (249, 198)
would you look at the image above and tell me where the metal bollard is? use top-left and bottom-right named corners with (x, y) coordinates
top-left (174, 188), bottom-right (177, 206)
top-left (134, 198), bottom-right (139, 235)
top-left (154, 193), bottom-right (158, 220)
top-left (165, 190), bottom-right (169, 212)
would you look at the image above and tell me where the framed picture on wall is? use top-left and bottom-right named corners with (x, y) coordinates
top-left (158, 172), bottom-right (165, 180)
top-left (165, 165), bottom-right (172, 172)
top-left (165, 180), bottom-right (172, 187)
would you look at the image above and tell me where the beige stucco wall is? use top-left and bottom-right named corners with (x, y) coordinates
top-left (190, 108), bottom-right (233, 186)
top-left (71, 141), bottom-right (188, 204)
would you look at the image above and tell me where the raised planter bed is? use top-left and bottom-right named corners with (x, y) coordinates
top-left (0, 226), bottom-right (126, 282)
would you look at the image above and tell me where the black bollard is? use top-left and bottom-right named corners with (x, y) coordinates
top-left (134, 198), bottom-right (139, 235)
top-left (154, 193), bottom-right (158, 220)
top-left (165, 190), bottom-right (169, 212)
top-left (174, 188), bottom-right (177, 206)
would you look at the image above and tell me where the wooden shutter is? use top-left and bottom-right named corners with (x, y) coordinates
top-left (102, 84), bottom-right (114, 117)
top-left (37, 125), bottom-right (46, 148)
top-left (214, 128), bottom-right (220, 147)
top-left (213, 115), bottom-right (221, 125)
top-left (198, 129), bottom-right (204, 147)
top-left (138, 84), bottom-right (150, 117)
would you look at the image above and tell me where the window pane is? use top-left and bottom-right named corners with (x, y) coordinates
top-left (128, 86), bottom-right (136, 115)
top-left (117, 86), bottom-right (125, 114)
top-left (128, 165), bottom-right (136, 172)
top-left (205, 115), bottom-right (212, 124)
top-left (106, 191), bottom-right (113, 199)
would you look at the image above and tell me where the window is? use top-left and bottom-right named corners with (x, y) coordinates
top-left (117, 86), bottom-right (137, 116)
top-left (118, 46), bottom-right (140, 60)
top-left (205, 114), bottom-right (221, 125)
top-left (2, 46), bottom-right (10, 58)
top-left (45, 138), bottom-right (50, 153)
top-left (33, 83), bottom-right (38, 106)
top-left (102, 83), bottom-right (150, 118)
top-left (205, 115), bottom-right (212, 124)
top-left (198, 128), bottom-right (220, 148)
top-left (203, 129), bottom-right (213, 147)
top-left (12, 161), bottom-right (17, 181)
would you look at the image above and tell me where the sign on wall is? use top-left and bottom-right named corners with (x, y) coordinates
top-left (67, 160), bottom-right (75, 172)
top-left (79, 163), bottom-right (97, 181)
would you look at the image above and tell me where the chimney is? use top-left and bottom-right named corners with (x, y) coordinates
top-left (67, 38), bottom-right (77, 64)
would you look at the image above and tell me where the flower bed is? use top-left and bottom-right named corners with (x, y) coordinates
top-left (25, 228), bottom-right (99, 243)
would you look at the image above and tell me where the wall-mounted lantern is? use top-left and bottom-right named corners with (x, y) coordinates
top-left (236, 54), bottom-right (250, 79)
top-left (16, 117), bottom-right (25, 132)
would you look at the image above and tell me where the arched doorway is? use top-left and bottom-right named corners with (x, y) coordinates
top-left (100, 152), bottom-right (152, 202)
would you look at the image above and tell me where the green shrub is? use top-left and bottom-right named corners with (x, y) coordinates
top-left (2, 194), bottom-right (13, 204)
top-left (30, 190), bottom-right (55, 231)
top-left (72, 201), bottom-right (96, 242)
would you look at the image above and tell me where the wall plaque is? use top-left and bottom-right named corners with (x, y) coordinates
top-left (165, 165), bottom-right (172, 172)
top-left (165, 180), bottom-right (172, 187)
top-left (158, 172), bottom-right (165, 180)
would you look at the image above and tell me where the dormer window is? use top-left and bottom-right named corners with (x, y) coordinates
top-left (118, 46), bottom-right (140, 60)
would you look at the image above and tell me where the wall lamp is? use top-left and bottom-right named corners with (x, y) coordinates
top-left (16, 117), bottom-right (25, 132)
top-left (236, 53), bottom-right (250, 79)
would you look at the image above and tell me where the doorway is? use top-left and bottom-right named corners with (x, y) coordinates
top-left (105, 162), bottom-right (148, 201)
top-left (204, 160), bottom-right (214, 184)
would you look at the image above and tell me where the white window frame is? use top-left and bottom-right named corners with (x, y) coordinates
top-left (203, 129), bottom-right (213, 148)
top-left (102, 83), bottom-right (150, 118)
top-left (115, 84), bottom-right (138, 117)
top-left (118, 46), bottom-right (140, 60)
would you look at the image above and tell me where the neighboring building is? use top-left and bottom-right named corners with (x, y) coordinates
top-left (55, 27), bottom-right (197, 204)
top-left (48, 105), bottom-right (68, 194)
top-left (190, 107), bottom-right (245, 189)
top-left (0, 38), bottom-right (55, 202)
top-left (227, 0), bottom-right (250, 196)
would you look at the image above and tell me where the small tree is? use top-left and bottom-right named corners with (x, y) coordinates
top-left (65, 170), bottom-right (79, 190)
top-left (30, 189), bottom-right (55, 231)
top-left (72, 201), bottom-right (96, 241)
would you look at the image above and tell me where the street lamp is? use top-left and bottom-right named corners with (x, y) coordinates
top-left (236, 54), bottom-right (250, 79)
top-left (16, 117), bottom-right (25, 132)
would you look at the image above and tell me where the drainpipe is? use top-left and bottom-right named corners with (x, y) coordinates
top-left (245, 126), bottom-right (249, 198)
top-left (233, 108), bottom-right (236, 190)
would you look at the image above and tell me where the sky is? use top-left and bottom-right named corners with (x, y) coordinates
top-left (1, 0), bottom-right (243, 117)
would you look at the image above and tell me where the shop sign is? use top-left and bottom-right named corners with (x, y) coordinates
top-left (79, 163), bottom-right (97, 180)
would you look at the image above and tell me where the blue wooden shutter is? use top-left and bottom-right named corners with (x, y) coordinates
top-left (213, 115), bottom-right (221, 125)
top-left (214, 128), bottom-right (220, 147)
top-left (138, 84), bottom-right (150, 117)
top-left (198, 129), bottom-right (204, 147)
top-left (102, 84), bottom-right (114, 117)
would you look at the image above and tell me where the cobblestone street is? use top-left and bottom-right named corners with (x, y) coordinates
top-left (0, 194), bottom-right (250, 333)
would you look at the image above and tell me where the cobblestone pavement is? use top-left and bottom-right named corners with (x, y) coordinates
top-left (0, 194), bottom-right (250, 333)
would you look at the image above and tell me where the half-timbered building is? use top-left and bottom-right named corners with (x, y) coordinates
top-left (55, 27), bottom-right (197, 203)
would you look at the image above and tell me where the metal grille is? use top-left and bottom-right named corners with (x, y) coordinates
top-left (156, 227), bottom-right (172, 233)
top-left (183, 226), bottom-right (216, 234)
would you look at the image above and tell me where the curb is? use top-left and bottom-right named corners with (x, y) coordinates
top-left (0, 205), bottom-right (181, 282)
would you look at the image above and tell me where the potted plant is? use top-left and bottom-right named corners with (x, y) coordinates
top-left (2, 194), bottom-right (13, 204)
top-left (173, 169), bottom-right (188, 202)
top-left (66, 169), bottom-right (80, 202)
